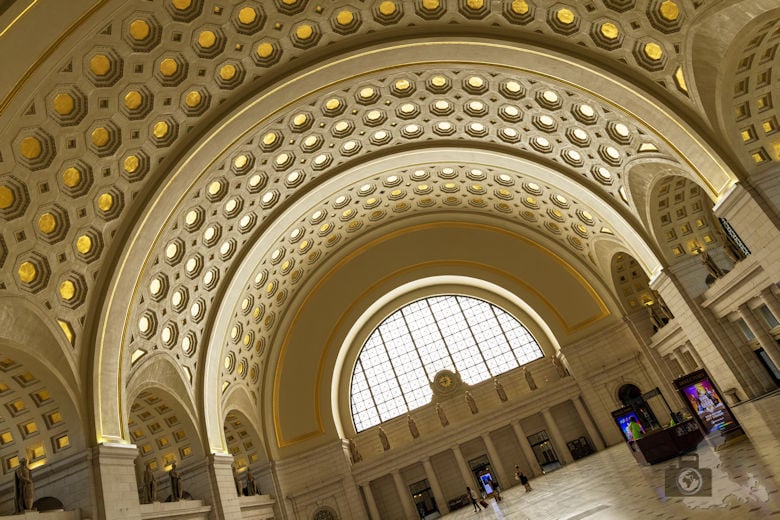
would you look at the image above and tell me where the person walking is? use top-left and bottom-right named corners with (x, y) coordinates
top-left (519, 472), bottom-right (532, 492)
top-left (514, 465), bottom-right (532, 492)
top-left (628, 416), bottom-right (644, 441)
top-left (467, 486), bottom-right (482, 512)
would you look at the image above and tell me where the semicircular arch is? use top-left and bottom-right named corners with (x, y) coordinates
top-left (94, 38), bottom-right (737, 457)
top-left (331, 276), bottom-right (569, 439)
top-left (126, 365), bottom-right (205, 476)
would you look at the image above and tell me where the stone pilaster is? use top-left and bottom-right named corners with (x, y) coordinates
top-left (510, 421), bottom-right (542, 477)
top-left (183, 453), bottom-right (242, 520)
top-left (391, 469), bottom-right (416, 520)
top-left (572, 397), bottom-right (605, 451)
top-left (451, 445), bottom-right (476, 488)
top-left (739, 303), bottom-right (780, 378)
top-left (622, 313), bottom-right (686, 412)
top-left (541, 408), bottom-right (573, 464)
top-left (759, 288), bottom-right (780, 325)
top-left (361, 482), bottom-right (381, 520)
top-left (91, 443), bottom-right (142, 520)
top-left (481, 432), bottom-right (509, 487)
top-left (651, 269), bottom-right (748, 400)
top-left (421, 458), bottom-right (447, 514)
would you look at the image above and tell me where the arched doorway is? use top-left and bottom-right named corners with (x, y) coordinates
top-left (618, 384), bottom-right (659, 429)
top-left (618, 384), bottom-right (642, 406)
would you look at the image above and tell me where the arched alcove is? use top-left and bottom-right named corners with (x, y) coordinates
top-left (126, 368), bottom-right (205, 495)
top-left (0, 351), bottom-right (84, 475)
top-left (648, 175), bottom-right (723, 265)
top-left (618, 384), bottom-right (642, 406)
top-left (610, 252), bottom-right (655, 314)
top-left (223, 409), bottom-right (264, 470)
top-left (688, 1), bottom-right (780, 172)
top-left (0, 297), bottom-right (85, 507)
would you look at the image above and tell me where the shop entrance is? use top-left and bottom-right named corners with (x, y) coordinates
top-left (467, 455), bottom-right (500, 496)
top-left (409, 479), bottom-right (439, 519)
top-left (527, 430), bottom-right (561, 473)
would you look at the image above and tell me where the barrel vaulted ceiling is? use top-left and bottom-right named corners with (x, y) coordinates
top-left (0, 0), bottom-right (774, 459)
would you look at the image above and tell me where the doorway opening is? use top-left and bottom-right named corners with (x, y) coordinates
top-left (618, 383), bottom-right (642, 405)
top-left (527, 430), bottom-right (561, 473)
top-left (618, 383), bottom-right (660, 429)
top-left (468, 454), bottom-right (500, 497)
top-left (409, 478), bottom-right (440, 519)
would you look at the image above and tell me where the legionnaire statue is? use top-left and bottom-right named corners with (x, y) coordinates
top-left (246, 470), bottom-right (258, 496)
top-left (552, 356), bottom-right (569, 378)
top-left (524, 367), bottom-right (538, 391)
top-left (378, 426), bottom-right (390, 451)
top-left (494, 377), bottom-right (508, 401)
top-left (436, 402), bottom-right (449, 427)
top-left (143, 464), bottom-right (158, 503)
top-left (697, 247), bottom-right (725, 279)
top-left (169, 463), bottom-right (183, 501)
top-left (407, 415), bottom-right (420, 438)
top-left (14, 457), bottom-right (35, 513)
top-left (465, 390), bottom-right (478, 414)
top-left (232, 463), bottom-right (242, 497)
top-left (348, 438), bottom-right (362, 463)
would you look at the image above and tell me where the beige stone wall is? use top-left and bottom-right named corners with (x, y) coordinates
top-left (0, 451), bottom-right (92, 517)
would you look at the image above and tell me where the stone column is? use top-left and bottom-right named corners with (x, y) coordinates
top-left (362, 482), bottom-right (381, 520)
top-left (674, 346), bottom-right (695, 372)
top-left (451, 446), bottom-right (476, 488)
top-left (572, 397), bottom-right (605, 450)
top-left (392, 469), bottom-right (417, 520)
top-left (685, 341), bottom-right (706, 371)
top-left (481, 432), bottom-right (509, 487)
top-left (510, 422), bottom-right (542, 476)
top-left (739, 303), bottom-right (780, 373)
top-left (665, 355), bottom-right (685, 378)
top-left (541, 408), bottom-right (573, 464)
top-left (718, 318), bottom-right (771, 397)
top-left (91, 442), bottom-right (142, 520)
top-left (652, 269), bottom-right (750, 399)
top-left (622, 314), bottom-right (686, 412)
top-left (759, 288), bottom-right (780, 324)
top-left (422, 458), bottom-right (448, 514)
top-left (184, 453), bottom-right (242, 520)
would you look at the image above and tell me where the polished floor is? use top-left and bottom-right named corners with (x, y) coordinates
top-left (442, 392), bottom-right (780, 520)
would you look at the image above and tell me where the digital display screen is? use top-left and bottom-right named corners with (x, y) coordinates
top-left (614, 412), bottom-right (642, 441)
top-left (680, 378), bottom-right (736, 433)
top-left (479, 472), bottom-right (494, 494)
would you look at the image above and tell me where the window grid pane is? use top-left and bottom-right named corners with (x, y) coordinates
top-left (350, 295), bottom-right (544, 431)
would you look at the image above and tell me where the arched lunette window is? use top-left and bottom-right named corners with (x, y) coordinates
top-left (350, 295), bottom-right (544, 431)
